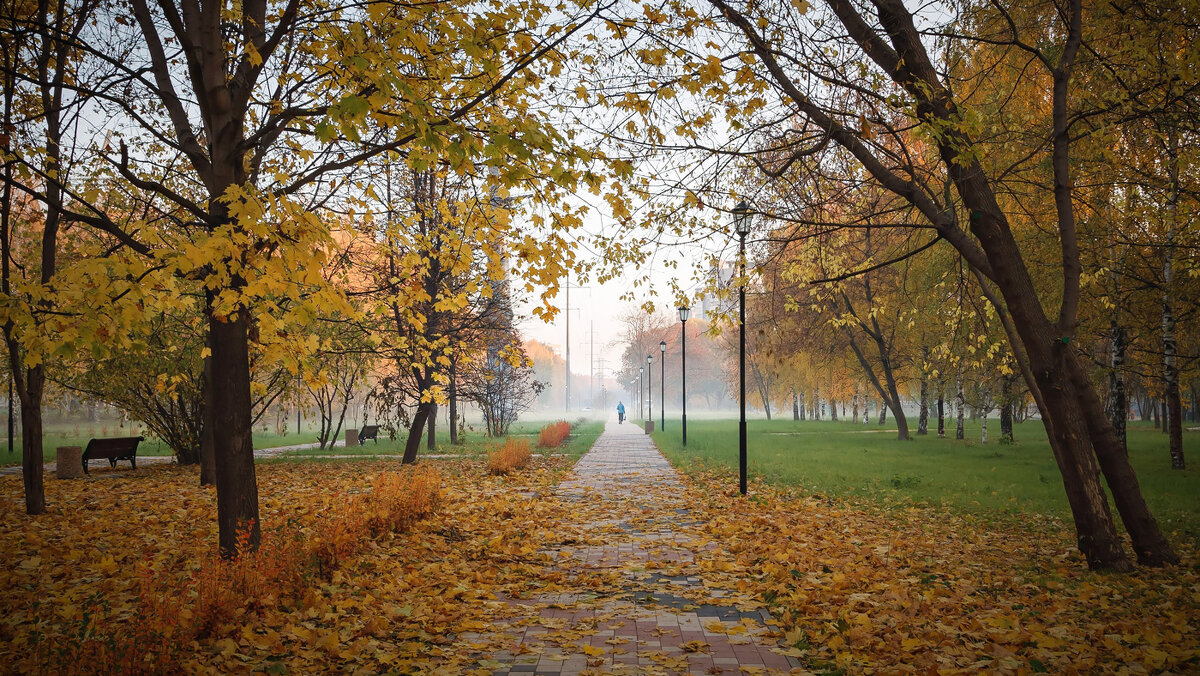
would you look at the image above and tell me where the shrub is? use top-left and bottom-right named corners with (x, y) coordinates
top-left (488, 438), bottom-right (532, 475)
top-left (536, 420), bottom-right (571, 449)
top-left (36, 467), bottom-right (442, 674)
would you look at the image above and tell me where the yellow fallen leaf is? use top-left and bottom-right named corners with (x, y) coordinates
top-left (581, 644), bottom-right (605, 656)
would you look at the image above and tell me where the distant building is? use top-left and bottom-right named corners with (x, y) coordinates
top-left (697, 260), bottom-right (737, 319)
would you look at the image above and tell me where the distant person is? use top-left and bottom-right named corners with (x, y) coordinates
top-left (616, 401), bottom-right (625, 424)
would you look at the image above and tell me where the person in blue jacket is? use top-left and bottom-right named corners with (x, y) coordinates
top-left (616, 401), bottom-right (626, 424)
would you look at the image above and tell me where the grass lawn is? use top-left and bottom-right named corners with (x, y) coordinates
top-left (0, 423), bottom-right (175, 465)
top-left (652, 417), bottom-right (1200, 538)
top-left (1, 418), bottom-right (605, 466)
top-left (275, 418), bottom-right (605, 461)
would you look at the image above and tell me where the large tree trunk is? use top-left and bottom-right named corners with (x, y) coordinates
top-left (209, 312), bottom-right (259, 558)
top-left (17, 367), bottom-right (45, 514)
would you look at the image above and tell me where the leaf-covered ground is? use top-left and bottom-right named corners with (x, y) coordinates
top-left (1, 425), bottom-right (1197, 674)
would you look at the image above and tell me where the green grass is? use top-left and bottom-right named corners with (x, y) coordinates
top-left (276, 418), bottom-right (605, 461)
top-left (653, 418), bottom-right (1200, 538)
top-left (1, 417), bottom-right (607, 466)
top-left (0, 423), bottom-right (175, 465)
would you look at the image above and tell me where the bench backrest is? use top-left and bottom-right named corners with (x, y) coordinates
top-left (359, 425), bottom-right (378, 436)
top-left (84, 436), bottom-right (144, 459)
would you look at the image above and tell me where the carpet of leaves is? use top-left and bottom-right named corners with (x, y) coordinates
top-left (0, 454), bottom-right (1196, 674)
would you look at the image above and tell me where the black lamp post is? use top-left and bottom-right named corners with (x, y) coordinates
top-left (646, 353), bottom-right (653, 428)
top-left (733, 199), bottom-right (753, 495)
top-left (679, 306), bottom-right (690, 446)
top-left (659, 340), bottom-right (666, 431)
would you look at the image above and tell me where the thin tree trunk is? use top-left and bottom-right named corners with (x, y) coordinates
top-left (1162, 130), bottom-right (1184, 469)
top-left (792, 388), bottom-right (799, 421)
top-left (449, 357), bottom-right (459, 445)
top-left (1107, 320), bottom-right (1128, 451)
top-left (955, 368), bottom-right (965, 441)
top-left (878, 400), bottom-right (887, 424)
top-left (937, 394), bottom-right (945, 437)
top-left (917, 353), bottom-right (929, 434)
top-left (1000, 375), bottom-right (1014, 443)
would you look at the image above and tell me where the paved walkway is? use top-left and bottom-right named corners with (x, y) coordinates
top-left (471, 417), bottom-right (800, 675)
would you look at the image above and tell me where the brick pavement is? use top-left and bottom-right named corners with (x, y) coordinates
top-left (467, 417), bottom-right (801, 675)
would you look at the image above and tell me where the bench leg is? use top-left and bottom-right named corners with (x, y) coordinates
top-left (82, 459), bottom-right (89, 475)
top-left (110, 458), bottom-right (117, 468)
top-left (130, 456), bottom-right (137, 470)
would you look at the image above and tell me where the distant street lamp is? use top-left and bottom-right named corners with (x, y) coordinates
top-left (733, 199), bottom-right (753, 495)
top-left (646, 353), bottom-right (653, 427)
top-left (679, 306), bottom-right (690, 446)
top-left (659, 340), bottom-right (666, 431)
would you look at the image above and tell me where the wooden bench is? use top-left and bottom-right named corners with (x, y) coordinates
top-left (358, 425), bottom-right (379, 445)
top-left (82, 436), bottom-right (144, 475)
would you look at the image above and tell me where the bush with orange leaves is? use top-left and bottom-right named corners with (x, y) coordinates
top-left (488, 437), bottom-right (533, 475)
top-left (537, 420), bottom-right (571, 448)
top-left (18, 466), bottom-right (441, 675)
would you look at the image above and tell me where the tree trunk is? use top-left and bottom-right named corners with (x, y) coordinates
top-left (955, 369), bottom-right (965, 440)
top-left (937, 395), bottom-right (945, 438)
top-left (1107, 320), bottom-right (1128, 451)
top-left (209, 312), bottom-right (259, 558)
top-left (851, 390), bottom-right (859, 423)
top-left (403, 402), bottom-right (431, 464)
top-left (449, 358), bottom-right (460, 445)
top-left (878, 401), bottom-right (887, 424)
top-left (829, 397), bottom-right (837, 421)
top-left (18, 367), bottom-right (45, 514)
top-left (1160, 400), bottom-right (1167, 434)
top-left (797, 390), bottom-right (805, 421)
top-left (199, 343), bottom-right (216, 486)
top-left (1162, 128), bottom-right (1184, 469)
top-left (1000, 375), bottom-right (1014, 443)
top-left (917, 361), bottom-right (929, 435)
top-left (812, 385), bottom-right (820, 420)
top-left (792, 388), bottom-right (799, 421)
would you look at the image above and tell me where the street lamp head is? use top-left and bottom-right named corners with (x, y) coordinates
top-left (659, 340), bottom-right (666, 353)
top-left (732, 200), bottom-right (752, 236)
top-left (646, 354), bottom-right (653, 365)
top-left (679, 306), bottom-right (690, 322)
top-left (640, 366), bottom-right (644, 374)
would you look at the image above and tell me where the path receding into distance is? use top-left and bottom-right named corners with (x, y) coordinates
top-left (466, 417), bottom-right (801, 675)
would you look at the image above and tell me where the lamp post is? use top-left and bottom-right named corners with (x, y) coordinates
top-left (679, 307), bottom-right (690, 446)
top-left (646, 353), bottom-right (653, 428)
top-left (659, 340), bottom-right (666, 431)
top-left (733, 199), bottom-right (753, 495)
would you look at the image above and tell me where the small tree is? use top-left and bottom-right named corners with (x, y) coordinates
top-left (460, 339), bottom-right (543, 438)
